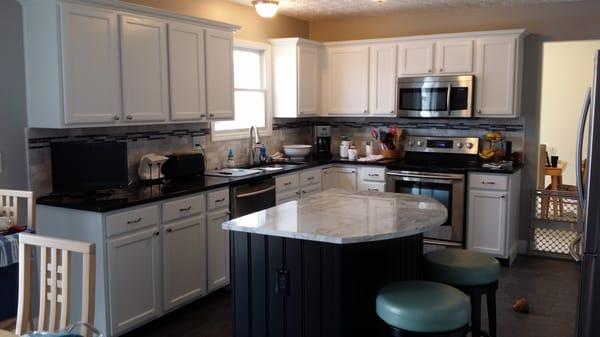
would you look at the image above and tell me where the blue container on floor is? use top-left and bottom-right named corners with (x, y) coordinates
top-left (0, 263), bottom-right (18, 320)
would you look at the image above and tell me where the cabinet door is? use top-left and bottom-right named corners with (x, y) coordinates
top-left (437, 39), bottom-right (474, 74)
top-left (369, 44), bottom-right (397, 116)
top-left (168, 22), bottom-right (206, 121)
top-left (163, 216), bottom-right (207, 311)
top-left (300, 182), bottom-right (321, 198)
top-left (398, 41), bottom-right (434, 76)
top-left (108, 227), bottom-right (161, 335)
top-left (120, 15), bottom-right (169, 122)
top-left (326, 46), bottom-right (370, 115)
top-left (298, 46), bottom-right (320, 116)
top-left (60, 3), bottom-right (121, 125)
top-left (321, 168), bottom-right (336, 191)
top-left (335, 167), bottom-right (358, 190)
top-left (205, 29), bottom-right (234, 120)
top-left (476, 37), bottom-right (516, 117)
top-left (467, 190), bottom-right (507, 256)
top-left (207, 209), bottom-right (230, 292)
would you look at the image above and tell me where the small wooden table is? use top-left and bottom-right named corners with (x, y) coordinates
top-left (0, 329), bottom-right (18, 337)
top-left (543, 161), bottom-right (567, 218)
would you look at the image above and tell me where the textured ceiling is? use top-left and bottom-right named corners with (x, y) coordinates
top-left (230, 0), bottom-right (582, 21)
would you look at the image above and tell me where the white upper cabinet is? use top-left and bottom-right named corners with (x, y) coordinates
top-left (325, 45), bottom-right (370, 115)
top-left (60, 3), bottom-right (121, 125)
top-left (205, 29), bottom-right (235, 120)
top-left (271, 38), bottom-right (322, 117)
top-left (298, 45), bottom-right (321, 116)
top-left (369, 44), bottom-right (397, 116)
top-left (397, 40), bottom-right (434, 76)
top-left (437, 39), bottom-right (474, 74)
top-left (168, 22), bottom-right (207, 121)
top-left (476, 36), bottom-right (519, 117)
top-left (120, 14), bottom-right (169, 123)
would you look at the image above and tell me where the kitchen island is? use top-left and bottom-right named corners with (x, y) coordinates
top-left (222, 189), bottom-right (447, 337)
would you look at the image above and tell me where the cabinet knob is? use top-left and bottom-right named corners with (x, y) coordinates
top-left (390, 110), bottom-right (395, 114)
top-left (439, 68), bottom-right (444, 72)
top-left (113, 115), bottom-right (120, 121)
top-left (126, 115), bottom-right (133, 120)
top-left (427, 69), bottom-right (432, 73)
top-left (363, 110), bottom-right (368, 114)
top-left (154, 231), bottom-right (160, 236)
top-left (200, 114), bottom-right (206, 118)
top-left (166, 228), bottom-right (173, 233)
top-left (501, 195), bottom-right (506, 199)
top-left (296, 192), bottom-right (301, 196)
top-left (209, 113), bottom-right (215, 118)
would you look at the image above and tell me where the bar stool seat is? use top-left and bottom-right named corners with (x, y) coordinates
top-left (424, 249), bottom-right (500, 337)
top-left (376, 281), bottom-right (470, 336)
top-left (424, 249), bottom-right (500, 286)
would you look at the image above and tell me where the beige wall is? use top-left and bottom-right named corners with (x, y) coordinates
top-left (539, 40), bottom-right (600, 186)
top-left (308, 0), bottom-right (600, 42)
top-left (123, 0), bottom-right (309, 42)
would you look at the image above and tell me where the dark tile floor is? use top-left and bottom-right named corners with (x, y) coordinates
top-left (122, 255), bottom-right (580, 337)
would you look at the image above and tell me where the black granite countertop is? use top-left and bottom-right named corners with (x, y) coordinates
top-left (37, 156), bottom-right (521, 212)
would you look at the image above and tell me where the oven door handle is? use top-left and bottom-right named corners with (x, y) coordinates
top-left (386, 172), bottom-right (464, 184)
top-left (236, 185), bottom-right (276, 198)
top-left (446, 83), bottom-right (452, 115)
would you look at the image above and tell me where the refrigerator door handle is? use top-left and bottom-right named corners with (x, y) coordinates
top-left (576, 88), bottom-right (592, 209)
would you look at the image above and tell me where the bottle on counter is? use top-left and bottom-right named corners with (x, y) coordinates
top-left (259, 145), bottom-right (267, 163)
top-left (226, 148), bottom-right (235, 168)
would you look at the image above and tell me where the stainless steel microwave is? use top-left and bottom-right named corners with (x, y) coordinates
top-left (397, 75), bottom-right (474, 118)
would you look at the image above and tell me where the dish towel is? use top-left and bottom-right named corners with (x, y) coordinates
top-left (0, 230), bottom-right (34, 268)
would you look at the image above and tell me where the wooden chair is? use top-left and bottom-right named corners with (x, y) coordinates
top-left (0, 189), bottom-right (36, 231)
top-left (16, 233), bottom-right (96, 337)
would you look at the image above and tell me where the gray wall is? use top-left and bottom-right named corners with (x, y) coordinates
top-left (0, 0), bottom-right (29, 190)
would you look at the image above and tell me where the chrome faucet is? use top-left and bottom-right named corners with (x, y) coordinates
top-left (249, 126), bottom-right (261, 165)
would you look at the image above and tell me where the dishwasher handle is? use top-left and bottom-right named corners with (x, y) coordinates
top-left (236, 185), bottom-right (276, 198)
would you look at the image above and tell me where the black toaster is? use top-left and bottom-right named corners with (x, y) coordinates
top-left (161, 152), bottom-right (205, 179)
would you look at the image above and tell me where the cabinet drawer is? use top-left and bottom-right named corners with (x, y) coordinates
top-left (469, 173), bottom-right (508, 191)
top-left (358, 181), bottom-right (386, 192)
top-left (360, 166), bottom-right (386, 182)
top-left (106, 205), bottom-right (159, 237)
top-left (207, 188), bottom-right (229, 210)
top-left (162, 194), bottom-right (206, 223)
top-left (276, 173), bottom-right (300, 192)
top-left (276, 189), bottom-right (300, 205)
top-left (300, 183), bottom-right (321, 197)
top-left (300, 169), bottom-right (322, 187)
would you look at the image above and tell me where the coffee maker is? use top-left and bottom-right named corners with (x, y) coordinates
top-left (313, 125), bottom-right (332, 158)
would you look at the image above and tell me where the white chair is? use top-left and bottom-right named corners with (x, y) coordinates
top-left (0, 189), bottom-right (35, 231)
top-left (16, 233), bottom-right (96, 337)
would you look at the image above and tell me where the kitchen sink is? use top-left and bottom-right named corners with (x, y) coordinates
top-left (205, 168), bottom-right (263, 177)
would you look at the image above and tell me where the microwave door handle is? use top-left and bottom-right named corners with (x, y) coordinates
top-left (576, 87), bottom-right (592, 208)
top-left (446, 83), bottom-right (452, 116)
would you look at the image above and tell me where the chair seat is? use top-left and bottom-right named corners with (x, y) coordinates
top-left (424, 249), bottom-right (500, 287)
top-left (376, 281), bottom-right (470, 333)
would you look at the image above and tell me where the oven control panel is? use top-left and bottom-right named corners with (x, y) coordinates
top-left (404, 136), bottom-right (479, 155)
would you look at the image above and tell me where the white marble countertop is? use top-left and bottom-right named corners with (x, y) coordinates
top-left (222, 189), bottom-right (448, 244)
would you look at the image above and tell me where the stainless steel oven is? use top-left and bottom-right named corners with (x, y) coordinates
top-left (397, 75), bottom-right (474, 118)
top-left (386, 170), bottom-right (465, 248)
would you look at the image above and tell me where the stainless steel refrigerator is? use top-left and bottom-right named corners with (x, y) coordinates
top-left (575, 50), bottom-right (600, 337)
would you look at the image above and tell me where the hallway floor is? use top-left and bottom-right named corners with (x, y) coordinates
top-left (122, 255), bottom-right (580, 337)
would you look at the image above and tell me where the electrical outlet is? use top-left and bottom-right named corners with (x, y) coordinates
top-left (192, 136), bottom-right (206, 151)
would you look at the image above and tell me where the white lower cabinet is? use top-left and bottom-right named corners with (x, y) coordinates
top-left (276, 168), bottom-right (322, 204)
top-left (207, 208), bottom-right (231, 292)
top-left (162, 215), bottom-right (207, 311)
top-left (467, 171), bottom-right (521, 263)
top-left (335, 167), bottom-right (358, 190)
top-left (108, 226), bottom-right (161, 335)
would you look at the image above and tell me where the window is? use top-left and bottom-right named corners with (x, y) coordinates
top-left (212, 41), bottom-right (272, 140)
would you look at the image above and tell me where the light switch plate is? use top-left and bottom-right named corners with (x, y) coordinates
top-left (192, 136), bottom-right (206, 151)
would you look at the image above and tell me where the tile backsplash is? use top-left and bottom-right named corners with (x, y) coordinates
top-left (27, 117), bottom-right (525, 196)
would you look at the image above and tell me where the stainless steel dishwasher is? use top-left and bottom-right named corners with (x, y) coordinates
top-left (230, 177), bottom-right (276, 218)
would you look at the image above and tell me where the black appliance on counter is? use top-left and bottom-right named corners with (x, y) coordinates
top-left (313, 125), bottom-right (332, 158)
top-left (385, 136), bottom-right (480, 250)
top-left (51, 141), bottom-right (128, 194)
top-left (161, 152), bottom-right (205, 179)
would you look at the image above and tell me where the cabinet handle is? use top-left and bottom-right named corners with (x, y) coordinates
top-left (284, 182), bottom-right (291, 186)
top-left (113, 115), bottom-right (120, 121)
top-left (427, 69), bottom-right (432, 73)
top-left (363, 110), bottom-right (368, 114)
top-left (481, 181), bottom-right (496, 185)
top-left (166, 228), bottom-right (173, 233)
top-left (368, 188), bottom-right (379, 192)
top-left (295, 191), bottom-right (301, 196)
top-left (439, 68), bottom-right (444, 72)
top-left (179, 206), bottom-right (192, 212)
top-left (126, 115), bottom-right (133, 120)
top-left (209, 113), bottom-right (215, 118)
top-left (501, 195), bottom-right (506, 199)
top-left (215, 198), bottom-right (225, 203)
top-left (200, 114), bottom-right (206, 118)
top-left (154, 231), bottom-right (160, 236)
top-left (126, 217), bottom-right (142, 225)
top-left (301, 190), bottom-right (306, 194)
top-left (368, 173), bottom-right (379, 177)
top-left (307, 176), bottom-right (315, 181)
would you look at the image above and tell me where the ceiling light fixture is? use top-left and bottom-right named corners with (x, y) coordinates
top-left (253, 0), bottom-right (279, 18)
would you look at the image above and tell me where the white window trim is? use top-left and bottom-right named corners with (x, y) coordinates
top-left (211, 40), bottom-right (273, 142)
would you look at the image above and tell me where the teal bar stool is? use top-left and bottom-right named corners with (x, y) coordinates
top-left (424, 249), bottom-right (500, 337)
top-left (376, 281), bottom-right (470, 337)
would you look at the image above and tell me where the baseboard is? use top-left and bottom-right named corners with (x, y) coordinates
top-left (518, 240), bottom-right (528, 255)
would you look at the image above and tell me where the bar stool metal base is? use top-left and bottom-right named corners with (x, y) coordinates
top-left (383, 324), bottom-right (469, 337)
top-left (458, 281), bottom-right (498, 337)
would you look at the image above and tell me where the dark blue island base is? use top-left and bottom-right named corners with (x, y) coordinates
top-left (230, 232), bottom-right (424, 337)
